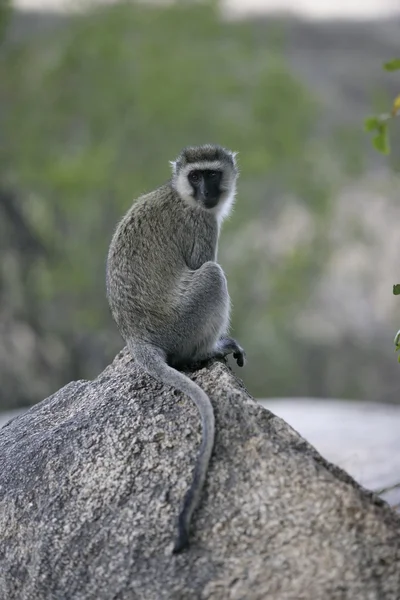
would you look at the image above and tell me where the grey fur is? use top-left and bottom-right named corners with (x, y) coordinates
top-left (106, 145), bottom-right (245, 553)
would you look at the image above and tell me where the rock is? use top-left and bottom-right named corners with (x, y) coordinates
top-left (259, 398), bottom-right (400, 508)
top-left (0, 408), bottom-right (26, 428)
top-left (0, 349), bottom-right (399, 600)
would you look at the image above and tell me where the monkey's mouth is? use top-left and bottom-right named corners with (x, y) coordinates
top-left (202, 196), bottom-right (220, 209)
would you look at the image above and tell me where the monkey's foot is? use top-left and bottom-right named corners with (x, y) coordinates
top-left (170, 338), bottom-right (246, 371)
top-left (215, 336), bottom-right (246, 367)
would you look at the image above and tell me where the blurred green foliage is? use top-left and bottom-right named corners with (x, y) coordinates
top-left (365, 59), bottom-right (400, 361)
top-left (1, 1), bottom-right (362, 403)
top-left (383, 59), bottom-right (400, 72)
top-left (395, 329), bottom-right (400, 362)
top-left (0, 0), bottom-right (11, 41)
top-left (365, 58), bottom-right (400, 155)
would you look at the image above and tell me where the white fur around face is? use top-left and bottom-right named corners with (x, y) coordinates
top-left (171, 159), bottom-right (238, 225)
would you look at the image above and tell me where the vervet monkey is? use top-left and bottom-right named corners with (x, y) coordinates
top-left (106, 144), bottom-right (246, 553)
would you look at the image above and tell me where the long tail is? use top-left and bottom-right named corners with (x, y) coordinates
top-left (128, 341), bottom-right (215, 554)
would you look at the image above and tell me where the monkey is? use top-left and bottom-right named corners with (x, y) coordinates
top-left (106, 144), bottom-right (246, 553)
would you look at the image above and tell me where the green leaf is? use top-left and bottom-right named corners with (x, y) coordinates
top-left (372, 123), bottom-right (390, 154)
top-left (393, 284), bottom-right (400, 295)
top-left (395, 329), bottom-right (400, 346)
top-left (383, 58), bottom-right (400, 72)
top-left (392, 94), bottom-right (400, 116)
top-left (364, 116), bottom-right (380, 132)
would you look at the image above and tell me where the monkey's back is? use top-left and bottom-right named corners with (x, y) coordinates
top-left (106, 183), bottom-right (217, 339)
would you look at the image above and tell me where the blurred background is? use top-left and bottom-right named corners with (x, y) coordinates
top-left (1, 0), bottom-right (400, 499)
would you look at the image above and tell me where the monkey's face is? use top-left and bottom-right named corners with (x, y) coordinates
top-left (188, 169), bottom-right (223, 209)
top-left (171, 145), bottom-right (238, 219)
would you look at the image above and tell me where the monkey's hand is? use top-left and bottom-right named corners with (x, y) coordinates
top-left (217, 336), bottom-right (246, 367)
top-left (233, 348), bottom-right (246, 368)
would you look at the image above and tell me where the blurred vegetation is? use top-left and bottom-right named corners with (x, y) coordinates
top-left (1, 0), bottom-right (395, 409)
top-left (0, 0), bottom-right (11, 40)
top-left (364, 58), bottom-right (400, 360)
top-left (365, 58), bottom-right (400, 155)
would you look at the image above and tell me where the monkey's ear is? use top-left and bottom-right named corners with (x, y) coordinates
top-left (230, 151), bottom-right (238, 161)
top-left (169, 160), bottom-right (177, 175)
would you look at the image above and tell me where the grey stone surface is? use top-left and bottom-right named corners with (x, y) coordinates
top-left (1, 349), bottom-right (400, 600)
top-left (0, 408), bottom-right (26, 428)
top-left (260, 398), bottom-right (400, 507)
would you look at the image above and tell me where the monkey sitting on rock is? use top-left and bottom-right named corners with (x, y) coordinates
top-left (106, 144), bottom-right (246, 553)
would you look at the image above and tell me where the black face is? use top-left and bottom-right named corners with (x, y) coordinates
top-left (188, 169), bottom-right (223, 209)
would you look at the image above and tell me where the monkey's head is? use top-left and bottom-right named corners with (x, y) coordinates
top-left (170, 145), bottom-right (238, 220)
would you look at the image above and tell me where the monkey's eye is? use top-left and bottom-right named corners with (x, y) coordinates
top-left (189, 171), bottom-right (200, 183)
top-left (208, 171), bottom-right (217, 178)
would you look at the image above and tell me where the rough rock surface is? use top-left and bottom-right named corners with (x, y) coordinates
top-left (260, 398), bottom-right (400, 508)
top-left (1, 349), bottom-right (400, 600)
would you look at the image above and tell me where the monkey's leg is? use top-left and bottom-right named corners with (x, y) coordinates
top-left (166, 261), bottom-right (227, 365)
top-left (170, 263), bottom-right (245, 367)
